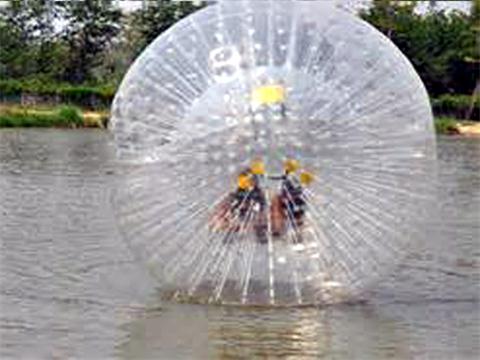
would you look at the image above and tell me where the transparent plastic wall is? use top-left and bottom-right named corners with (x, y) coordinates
top-left (111, 0), bottom-right (436, 306)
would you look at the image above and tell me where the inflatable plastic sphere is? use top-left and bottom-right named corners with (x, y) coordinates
top-left (111, 0), bottom-right (435, 306)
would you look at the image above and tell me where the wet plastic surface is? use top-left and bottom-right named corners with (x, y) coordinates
top-left (111, 1), bottom-right (436, 306)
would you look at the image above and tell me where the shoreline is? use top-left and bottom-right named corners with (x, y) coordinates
top-left (455, 122), bottom-right (480, 137)
top-left (0, 104), bottom-right (479, 135)
top-left (435, 117), bottom-right (480, 137)
top-left (0, 104), bottom-right (109, 129)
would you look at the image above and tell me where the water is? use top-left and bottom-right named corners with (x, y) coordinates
top-left (0, 129), bottom-right (478, 359)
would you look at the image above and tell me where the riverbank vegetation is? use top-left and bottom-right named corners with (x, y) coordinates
top-left (435, 117), bottom-right (480, 136)
top-left (0, 79), bottom-right (114, 109)
top-left (0, 0), bottom-right (478, 132)
top-left (0, 104), bottom-right (108, 128)
top-left (0, 105), bottom-right (83, 128)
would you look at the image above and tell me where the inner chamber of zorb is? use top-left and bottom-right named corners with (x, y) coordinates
top-left (111, 1), bottom-right (436, 306)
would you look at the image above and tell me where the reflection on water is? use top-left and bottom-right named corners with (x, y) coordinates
top-left (0, 130), bottom-right (479, 359)
top-left (119, 299), bottom-right (479, 360)
top-left (207, 307), bottom-right (335, 359)
top-left (118, 303), bottom-right (411, 359)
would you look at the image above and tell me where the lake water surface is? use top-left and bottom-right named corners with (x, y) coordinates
top-left (0, 129), bottom-right (479, 359)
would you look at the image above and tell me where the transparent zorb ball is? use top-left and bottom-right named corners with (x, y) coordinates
top-left (111, 0), bottom-right (436, 306)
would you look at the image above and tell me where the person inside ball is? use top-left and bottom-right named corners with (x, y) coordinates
top-left (208, 160), bottom-right (268, 242)
top-left (270, 159), bottom-right (314, 240)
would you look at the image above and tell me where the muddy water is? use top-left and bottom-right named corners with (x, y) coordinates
top-left (0, 129), bottom-right (478, 359)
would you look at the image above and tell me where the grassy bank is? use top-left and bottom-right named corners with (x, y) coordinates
top-left (435, 117), bottom-right (461, 135)
top-left (0, 104), bottom-right (109, 128)
top-left (435, 117), bottom-right (480, 136)
top-left (1, 80), bottom-right (478, 117)
top-left (1, 103), bottom-right (478, 135)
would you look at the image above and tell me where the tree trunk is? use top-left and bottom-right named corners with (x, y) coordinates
top-left (466, 79), bottom-right (480, 120)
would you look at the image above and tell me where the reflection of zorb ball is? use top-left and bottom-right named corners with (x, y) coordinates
top-left (111, 0), bottom-right (435, 306)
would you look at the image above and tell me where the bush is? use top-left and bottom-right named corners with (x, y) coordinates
top-left (0, 105), bottom-right (84, 128)
top-left (0, 79), bottom-right (23, 96)
top-left (56, 106), bottom-right (84, 127)
top-left (59, 85), bottom-right (114, 108)
top-left (434, 117), bottom-right (460, 135)
top-left (431, 94), bottom-right (480, 120)
top-left (0, 112), bottom-right (56, 127)
top-left (0, 79), bottom-right (116, 109)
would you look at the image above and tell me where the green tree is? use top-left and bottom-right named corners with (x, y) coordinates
top-left (359, 0), bottom-right (416, 39)
top-left (131, 0), bottom-right (205, 55)
top-left (99, 12), bottom-right (144, 85)
top-left (33, 1), bottom-right (65, 79)
top-left (360, 0), bottom-right (478, 96)
top-left (59, 0), bottom-right (121, 84)
top-left (466, 0), bottom-right (480, 119)
top-left (0, 0), bottom-right (61, 79)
